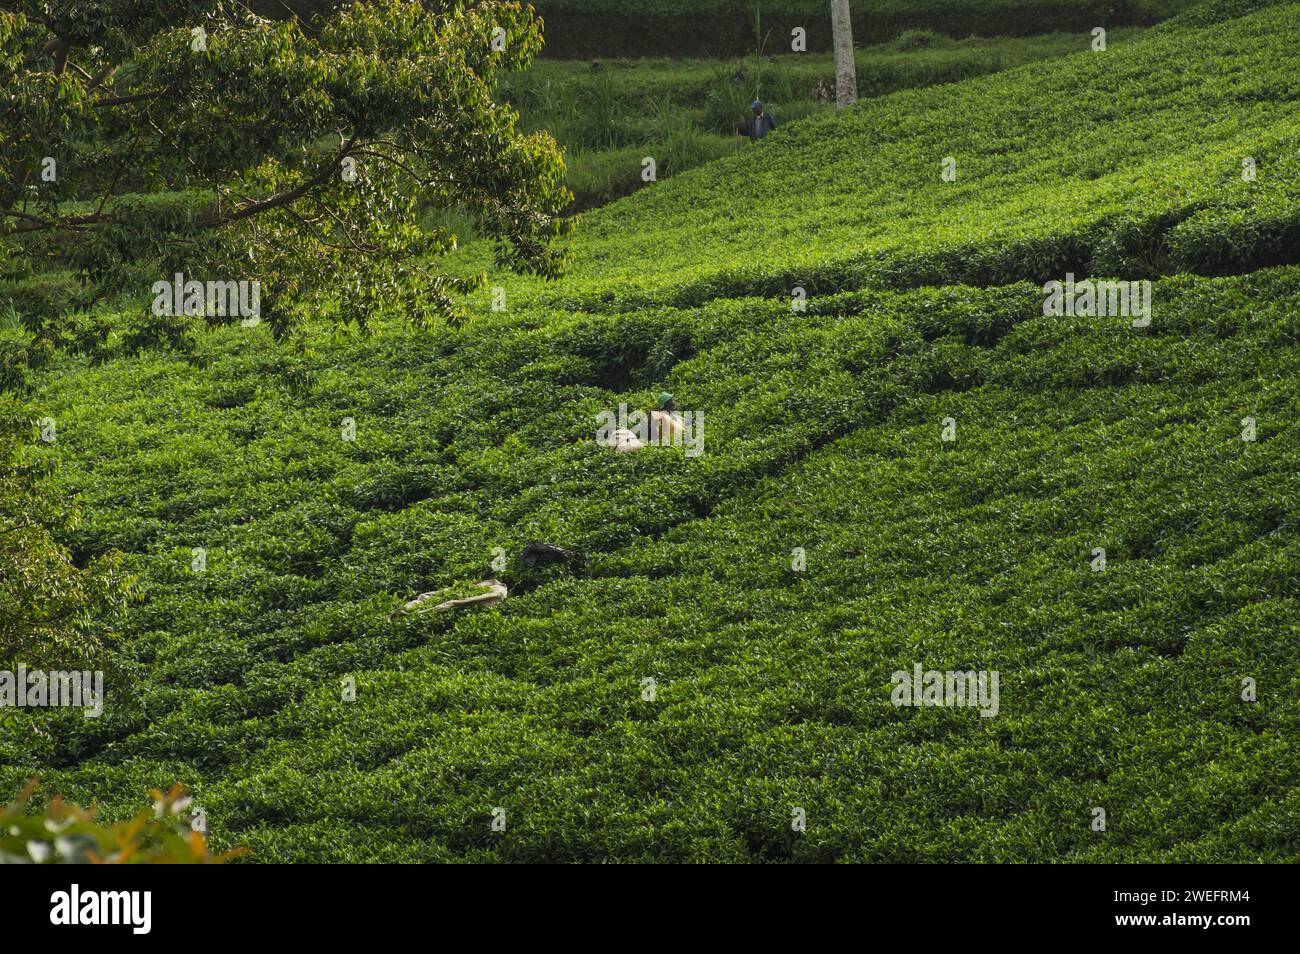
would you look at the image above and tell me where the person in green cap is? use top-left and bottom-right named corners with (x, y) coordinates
top-left (649, 391), bottom-right (685, 445)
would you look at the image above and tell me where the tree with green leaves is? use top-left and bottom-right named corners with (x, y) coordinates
top-left (0, 0), bottom-right (572, 342)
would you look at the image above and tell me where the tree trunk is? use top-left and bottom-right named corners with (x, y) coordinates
top-left (830, 0), bottom-right (857, 109)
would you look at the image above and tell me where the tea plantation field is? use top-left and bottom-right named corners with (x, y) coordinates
top-left (514, 1), bottom-right (1300, 308)
top-left (503, 30), bottom-right (1139, 211)
top-left (2, 0), bottom-right (1297, 861)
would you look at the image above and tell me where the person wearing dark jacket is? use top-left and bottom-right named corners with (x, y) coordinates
top-left (739, 100), bottom-right (777, 141)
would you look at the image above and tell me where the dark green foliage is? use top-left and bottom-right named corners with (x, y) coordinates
top-left (529, 0), bottom-right (1198, 58)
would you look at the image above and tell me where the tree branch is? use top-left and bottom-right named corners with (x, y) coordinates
top-left (0, 210), bottom-right (104, 236)
top-left (352, 148), bottom-right (431, 186)
top-left (214, 137), bottom-right (357, 226)
top-left (86, 65), bottom-right (118, 95)
top-left (93, 89), bottom-right (167, 109)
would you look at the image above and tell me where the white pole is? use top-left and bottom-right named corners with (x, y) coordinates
top-left (831, 0), bottom-right (858, 109)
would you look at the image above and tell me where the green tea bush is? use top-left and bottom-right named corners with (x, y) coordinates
top-left (891, 28), bottom-right (947, 50)
top-left (1, 275), bottom-right (88, 327)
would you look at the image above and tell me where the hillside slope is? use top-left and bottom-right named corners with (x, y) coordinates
top-left (2, 3), bottom-right (1297, 861)
top-left (527, 0), bottom-right (1300, 308)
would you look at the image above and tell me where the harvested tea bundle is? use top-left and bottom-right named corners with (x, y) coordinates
top-left (391, 580), bottom-right (507, 618)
